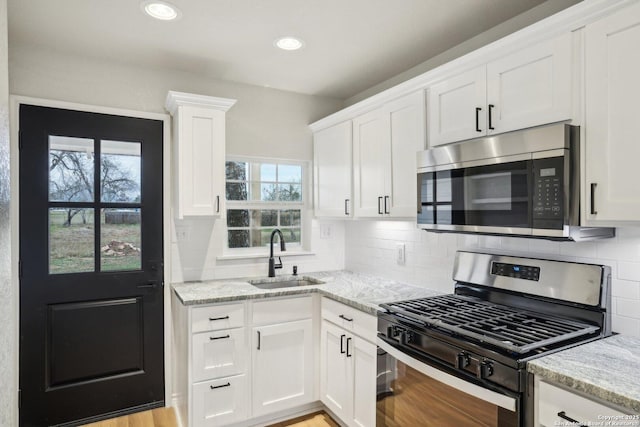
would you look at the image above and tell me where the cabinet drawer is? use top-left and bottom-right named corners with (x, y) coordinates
top-left (537, 381), bottom-right (629, 426)
top-left (192, 328), bottom-right (246, 382)
top-left (252, 296), bottom-right (313, 325)
top-left (321, 297), bottom-right (376, 343)
top-left (191, 303), bottom-right (245, 333)
top-left (192, 375), bottom-right (248, 427)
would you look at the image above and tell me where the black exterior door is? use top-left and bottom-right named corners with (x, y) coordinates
top-left (19, 105), bottom-right (165, 426)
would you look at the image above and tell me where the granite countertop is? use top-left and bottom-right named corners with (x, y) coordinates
top-left (172, 270), bottom-right (443, 314)
top-left (528, 334), bottom-right (640, 413)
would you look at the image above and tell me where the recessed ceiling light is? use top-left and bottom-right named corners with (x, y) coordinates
top-left (274, 37), bottom-right (304, 51)
top-left (141, 1), bottom-right (181, 21)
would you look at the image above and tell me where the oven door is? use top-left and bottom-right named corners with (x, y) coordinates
top-left (376, 338), bottom-right (520, 427)
top-left (417, 158), bottom-right (532, 234)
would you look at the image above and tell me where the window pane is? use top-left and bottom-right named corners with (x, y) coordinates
top-left (100, 208), bottom-right (141, 272)
top-left (227, 209), bottom-right (250, 227)
top-left (278, 164), bottom-right (302, 183)
top-left (49, 208), bottom-right (94, 274)
top-left (282, 228), bottom-right (301, 244)
top-left (260, 183), bottom-right (278, 201)
top-left (100, 140), bottom-right (141, 203)
top-left (278, 184), bottom-right (302, 201)
top-left (252, 228), bottom-right (275, 247)
top-left (260, 164), bottom-right (276, 182)
top-left (229, 230), bottom-right (250, 248)
top-left (280, 210), bottom-right (301, 226)
top-left (226, 161), bottom-right (247, 180)
top-left (226, 182), bottom-right (248, 201)
top-left (49, 136), bottom-right (95, 202)
top-left (252, 209), bottom-right (277, 227)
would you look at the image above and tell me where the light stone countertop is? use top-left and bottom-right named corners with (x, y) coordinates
top-left (172, 270), bottom-right (443, 314)
top-left (528, 334), bottom-right (640, 413)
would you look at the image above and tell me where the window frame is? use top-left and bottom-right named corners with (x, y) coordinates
top-left (224, 156), bottom-right (310, 255)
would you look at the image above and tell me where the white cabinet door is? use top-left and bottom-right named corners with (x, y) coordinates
top-left (351, 337), bottom-right (377, 427)
top-left (166, 92), bottom-right (235, 219)
top-left (353, 109), bottom-right (390, 217)
top-left (487, 33), bottom-right (572, 135)
top-left (313, 121), bottom-right (353, 218)
top-left (320, 320), bottom-right (352, 421)
top-left (428, 66), bottom-right (487, 146)
top-left (537, 381), bottom-right (629, 427)
top-left (584, 2), bottom-right (640, 223)
top-left (192, 328), bottom-right (246, 382)
top-left (386, 91), bottom-right (426, 218)
top-left (252, 319), bottom-right (314, 417)
top-left (192, 375), bottom-right (248, 427)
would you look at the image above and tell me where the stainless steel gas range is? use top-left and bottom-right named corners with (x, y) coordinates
top-left (376, 251), bottom-right (612, 427)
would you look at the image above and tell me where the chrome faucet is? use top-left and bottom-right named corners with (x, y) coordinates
top-left (268, 229), bottom-right (286, 277)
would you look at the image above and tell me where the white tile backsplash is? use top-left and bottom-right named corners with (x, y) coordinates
top-left (345, 222), bottom-right (640, 337)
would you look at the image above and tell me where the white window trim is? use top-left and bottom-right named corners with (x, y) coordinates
top-left (224, 156), bottom-right (311, 256)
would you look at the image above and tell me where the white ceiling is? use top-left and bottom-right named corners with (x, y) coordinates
top-left (8, 0), bottom-right (576, 100)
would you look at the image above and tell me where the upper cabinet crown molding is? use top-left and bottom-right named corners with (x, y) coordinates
top-left (165, 91), bottom-right (237, 116)
top-left (309, 0), bottom-right (634, 133)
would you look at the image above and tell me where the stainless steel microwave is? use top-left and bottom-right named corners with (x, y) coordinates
top-left (417, 124), bottom-right (614, 241)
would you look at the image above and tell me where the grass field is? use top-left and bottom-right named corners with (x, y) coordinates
top-left (49, 210), bottom-right (141, 274)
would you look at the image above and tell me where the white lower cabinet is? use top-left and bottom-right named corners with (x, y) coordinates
top-left (173, 295), bottom-right (317, 427)
top-left (252, 319), bottom-right (314, 417)
top-left (320, 299), bottom-right (377, 427)
top-left (192, 375), bottom-right (249, 426)
top-left (536, 380), bottom-right (633, 426)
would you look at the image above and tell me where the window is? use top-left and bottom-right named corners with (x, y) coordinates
top-left (225, 159), bottom-right (305, 250)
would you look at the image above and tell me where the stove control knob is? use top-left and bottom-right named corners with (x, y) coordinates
top-left (477, 361), bottom-right (494, 379)
top-left (455, 352), bottom-right (470, 369)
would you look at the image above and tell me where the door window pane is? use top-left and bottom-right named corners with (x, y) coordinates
top-left (100, 140), bottom-right (141, 203)
top-left (49, 208), bottom-right (95, 274)
top-left (49, 136), bottom-right (95, 202)
top-left (100, 208), bottom-right (141, 272)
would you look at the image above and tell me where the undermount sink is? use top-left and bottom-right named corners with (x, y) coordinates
top-left (248, 276), bottom-right (325, 290)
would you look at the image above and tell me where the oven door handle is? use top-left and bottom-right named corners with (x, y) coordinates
top-left (376, 337), bottom-right (517, 412)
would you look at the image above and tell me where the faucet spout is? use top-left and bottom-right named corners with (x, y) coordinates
top-left (268, 229), bottom-right (286, 277)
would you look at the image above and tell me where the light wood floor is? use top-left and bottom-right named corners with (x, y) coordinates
top-left (82, 407), bottom-right (338, 427)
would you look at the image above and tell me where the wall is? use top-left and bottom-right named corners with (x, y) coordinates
top-left (345, 221), bottom-right (640, 337)
top-left (0, 0), bottom-right (15, 424)
top-left (344, 0), bottom-right (582, 106)
top-left (9, 43), bottom-right (347, 282)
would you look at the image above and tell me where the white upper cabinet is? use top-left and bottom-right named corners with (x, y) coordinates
top-left (584, 1), bottom-right (640, 224)
top-left (313, 121), bottom-right (353, 218)
top-left (486, 32), bottom-right (573, 135)
top-left (353, 91), bottom-right (425, 218)
top-left (428, 32), bottom-right (573, 146)
top-left (428, 67), bottom-right (487, 146)
top-left (165, 91), bottom-right (236, 219)
top-left (353, 108), bottom-right (389, 218)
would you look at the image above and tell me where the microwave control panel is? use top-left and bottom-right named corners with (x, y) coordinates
top-left (532, 156), bottom-right (564, 229)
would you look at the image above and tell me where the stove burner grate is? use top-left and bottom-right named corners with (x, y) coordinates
top-left (380, 295), bottom-right (599, 354)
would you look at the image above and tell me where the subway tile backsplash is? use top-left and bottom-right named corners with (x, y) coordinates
top-left (345, 221), bottom-right (640, 337)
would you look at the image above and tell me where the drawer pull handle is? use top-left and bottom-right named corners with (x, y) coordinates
top-left (557, 412), bottom-right (586, 427)
top-left (209, 335), bottom-right (230, 341)
top-left (339, 314), bottom-right (353, 322)
top-left (346, 337), bottom-right (352, 357)
top-left (209, 315), bottom-right (230, 321)
top-left (210, 382), bottom-right (231, 390)
top-left (340, 334), bottom-right (346, 354)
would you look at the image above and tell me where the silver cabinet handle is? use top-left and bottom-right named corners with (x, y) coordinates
top-left (216, 195), bottom-right (220, 213)
top-left (378, 196), bottom-right (383, 215)
top-left (344, 199), bottom-right (350, 216)
top-left (384, 196), bottom-right (390, 214)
